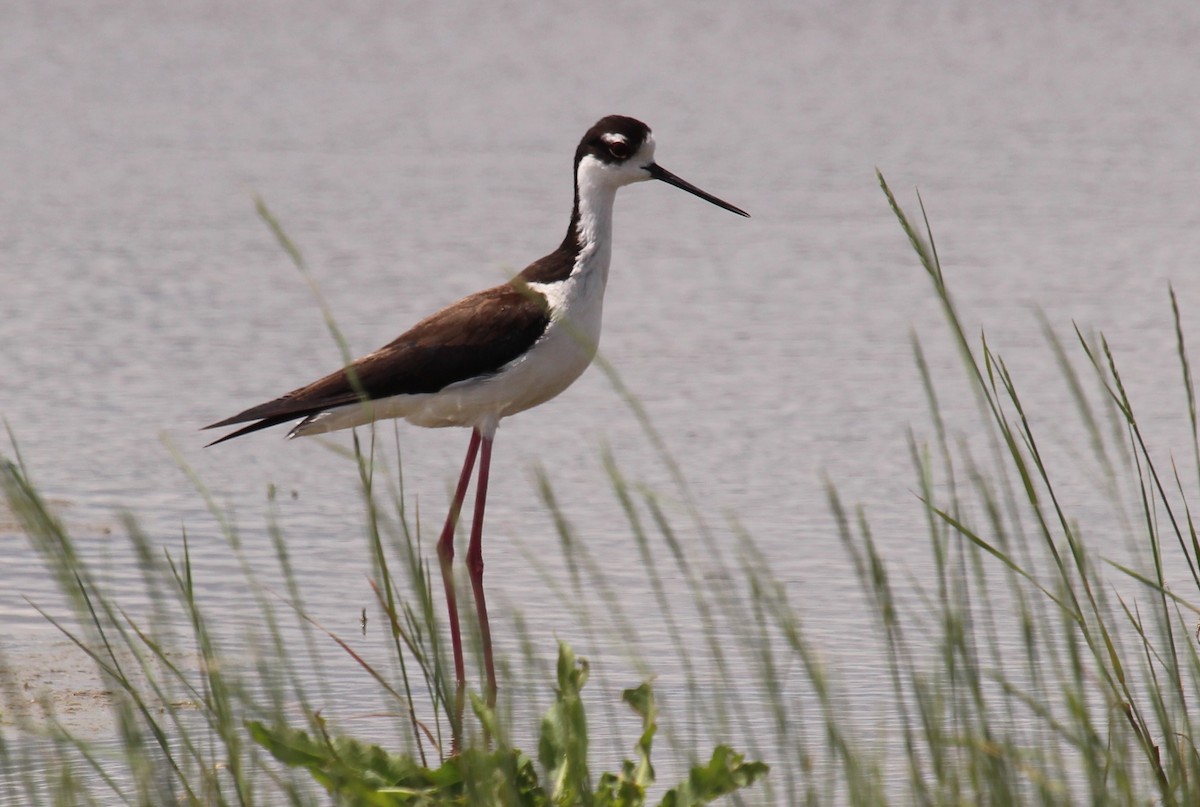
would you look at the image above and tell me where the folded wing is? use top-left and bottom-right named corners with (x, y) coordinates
top-left (203, 282), bottom-right (550, 444)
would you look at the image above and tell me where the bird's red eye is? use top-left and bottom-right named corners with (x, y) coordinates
top-left (608, 140), bottom-right (631, 159)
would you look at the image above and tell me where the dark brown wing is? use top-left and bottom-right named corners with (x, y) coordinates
top-left (204, 281), bottom-right (550, 444)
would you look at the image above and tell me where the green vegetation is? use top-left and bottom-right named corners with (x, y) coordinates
top-left (247, 643), bottom-right (765, 805)
top-left (2, 178), bottom-right (1198, 804)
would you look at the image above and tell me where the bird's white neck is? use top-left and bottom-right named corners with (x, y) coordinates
top-left (569, 158), bottom-right (621, 284)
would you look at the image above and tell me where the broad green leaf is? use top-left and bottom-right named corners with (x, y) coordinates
top-left (622, 683), bottom-right (657, 787)
top-left (539, 642), bottom-right (593, 806)
top-left (659, 745), bottom-right (768, 807)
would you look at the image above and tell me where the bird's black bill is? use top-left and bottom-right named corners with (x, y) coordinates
top-left (646, 163), bottom-right (749, 217)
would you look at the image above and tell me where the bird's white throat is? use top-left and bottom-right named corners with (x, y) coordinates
top-left (571, 156), bottom-right (620, 285)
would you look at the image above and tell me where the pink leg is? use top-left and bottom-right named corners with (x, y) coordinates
top-left (466, 433), bottom-right (497, 708)
top-left (437, 429), bottom-right (481, 696)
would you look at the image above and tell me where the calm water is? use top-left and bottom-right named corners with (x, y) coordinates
top-left (3, 0), bottom-right (1200, 775)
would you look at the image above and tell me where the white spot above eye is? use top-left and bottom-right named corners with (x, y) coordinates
top-left (601, 132), bottom-right (628, 146)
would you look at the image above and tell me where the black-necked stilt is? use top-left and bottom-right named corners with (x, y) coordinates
top-left (204, 114), bottom-right (748, 711)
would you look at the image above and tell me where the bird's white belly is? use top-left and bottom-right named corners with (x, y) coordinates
top-left (414, 317), bottom-right (599, 427)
